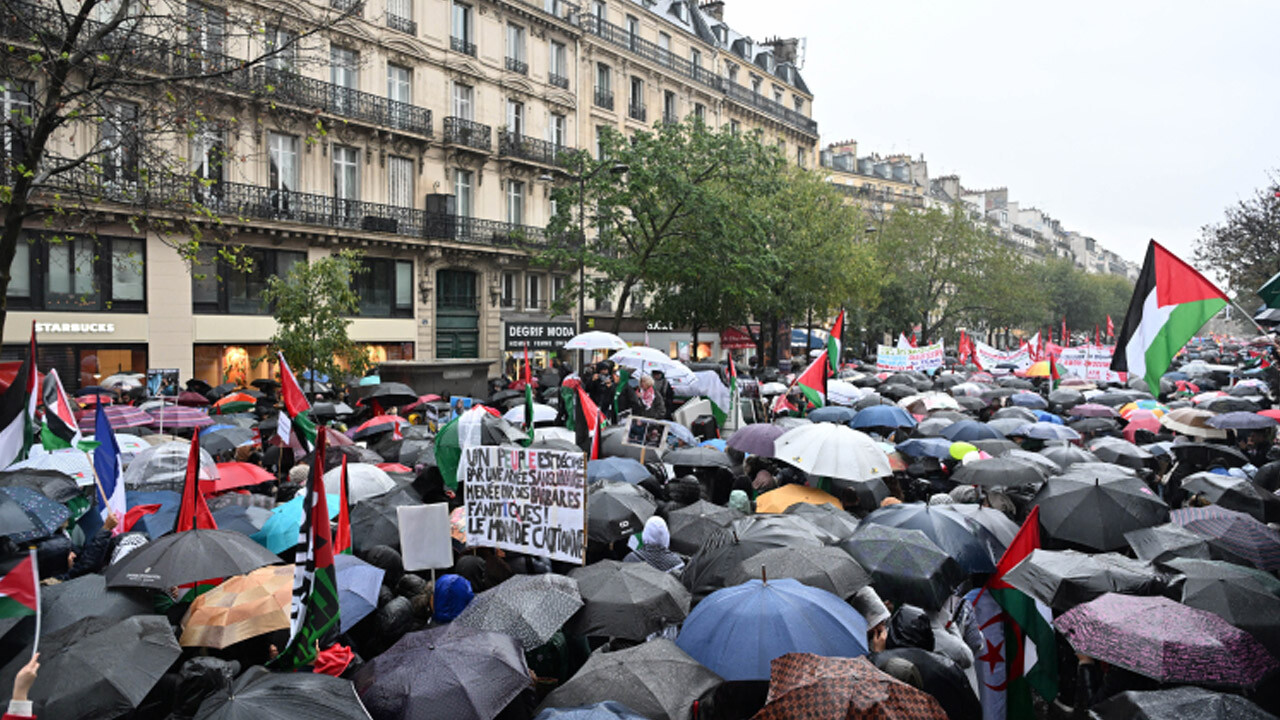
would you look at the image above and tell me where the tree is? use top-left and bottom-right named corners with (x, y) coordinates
top-left (1032, 258), bottom-right (1133, 337)
top-left (262, 250), bottom-right (370, 388)
top-left (0, 0), bottom-right (354, 337)
top-left (1195, 176), bottom-right (1280, 312)
top-left (538, 120), bottom-right (784, 333)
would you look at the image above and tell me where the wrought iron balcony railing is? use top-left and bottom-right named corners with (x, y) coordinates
top-left (451, 36), bottom-right (476, 56)
top-left (386, 13), bottom-right (416, 35)
top-left (498, 130), bottom-right (569, 167)
top-left (628, 102), bottom-right (646, 122)
top-left (254, 67), bottom-right (432, 136)
top-left (505, 57), bottom-right (528, 74)
top-left (594, 88), bottom-right (614, 110)
top-left (330, 0), bottom-right (362, 13)
top-left (549, 72), bottom-right (569, 89)
top-left (442, 117), bottom-right (492, 152)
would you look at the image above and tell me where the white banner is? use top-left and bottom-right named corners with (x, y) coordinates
top-left (460, 446), bottom-right (587, 564)
top-left (974, 342), bottom-right (1034, 371)
top-left (876, 342), bottom-right (945, 372)
top-left (1058, 344), bottom-right (1124, 382)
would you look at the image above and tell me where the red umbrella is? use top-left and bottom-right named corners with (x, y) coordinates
top-left (177, 391), bottom-right (211, 407)
top-left (404, 394), bottom-right (443, 411)
top-left (377, 463), bottom-right (413, 474)
top-left (207, 462), bottom-right (275, 493)
top-left (351, 415), bottom-right (408, 440)
top-left (77, 405), bottom-right (152, 432)
top-left (1260, 410), bottom-right (1280, 423)
top-left (1123, 410), bottom-right (1164, 443)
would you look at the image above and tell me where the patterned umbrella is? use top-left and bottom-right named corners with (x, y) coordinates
top-left (180, 564), bottom-right (292, 649)
top-left (754, 653), bottom-right (946, 720)
top-left (1054, 593), bottom-right (1278, 686)
top-left (0, 486), bottom-right (70, 542)
top-left (7, 449), bottom-right (95, 487)
top-left (452, 574), bottom-right (583, 651)
top-left (76, 405), bottom-right (153, 431)
top-left (147, 405), bottom-right (214, 430)
top-left (1171, 506), bottom-right (1280, 571)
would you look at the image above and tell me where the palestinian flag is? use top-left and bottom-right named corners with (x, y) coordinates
top-left (726, 352), bottom-right (738, 414)
top-left (0, 551), bottom-right (38, 619)
top-left (333, 455), bottom-right (353, 555)
top-left (40, 368), bottom-right (83, 451)
top-left (522, 344), bottom-right (535, 447)
top-left (827, 310), bottom-right (843, 375)
top-left (791, 349), bottom-right (828, 410)
top-left (277, 354), bottom-right (317, 450)
top-left (1111, 241), bottom-right (1228, 392)
top-left (1048, 353), bottom-right (1061, 391)
top-left (0, 323), bottom-right (37, 469)
top-left (1259, 270), bottom-right (1280, 310)
top-left (984, 506), bottom-right (1058, 719)
top-left (574, 385), bottom-right (602, 460)
top-left (176, 429), bottom-right (217, 532)
top-left (271, 429), bottom-right (340, 669)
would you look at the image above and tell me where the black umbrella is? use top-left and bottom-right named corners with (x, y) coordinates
top-left (0, 487), bottom-right (70, 542)
top-left (311, 401), bottom-right (355, 420)
top-left (993, 406), bottom-right (1038, 422)
top-left (702, 514), bottom-right (840, 551)
top-left (999, 377), bottom-right (1034, 390)
top-left (105, 529), bottom-right (281, 589)
top-left (1203, 397), bottom-right (1260, 414)
top-left (913, 417), bottom-right (954, 437)
top-left (730, 545), bottom-right (870, 600)
top-left (0, 469), bottom-right (80, 504)
top-left (1169, 443), bottom-right (1249, 471)
top-left (568, 560), bottom-right (691, 641)
top-left (954, 396), bottom-right (988, 413)
top-left (354, 625), bottom-right (531, 720)
top-left (1091, 392), bottom-right (1135, 407)
top-left (1031, 475), bottom-right (1170, 551)
top-left (665, 447), bottom-right (734, 470)
top-left (682, 536), bottom-right (815, 602)
top-left (537, 639), bottom-right (722, 720)
top-left (206, 382), bottom-right (236, 400)
top-left (1048, 389), bottom-right (1085, 408)
top-left (1125, 523), bottom-right (1215, 564)
top-left (194, 666), bottom-right (368, 720)
top-left (1095, 686), bottom-right (1277, 720)
top-left (359, 382), bottom-right (419, 409)
top-left (42, 574), bottom-right (154, 636)
top-left (1087, 437), bottom-right (1153, 470)
top-left (840, 524), bottom-right (965, 610)
top-left (1003, 549), bottom-right (1164, 611)
top-left (1164, 557), bottom-right (1280, 657)
top-left (202, 427), bottom-right (255, 456)
top-left (944, 503), bottom-right (1020, 548)
top-left (879, 384), bottom-right (916, 401)
top-left (858, 502), bottom-right (1001, 573)
top-left (453, 574), bottom-right (583, 651)
top-left (1003, 448), bottom-right (1064, 476)
top-left (872, 647), bottom-right (981, 720)
top-left (1070, 417), bottom-right (1121, 436)
top-left (666, 500), bottom-right (742, 555)
top-left (951, 456), bottom-right (1049, 488)
top-left (350, 489), bottom-right (416, 553)
top-left (12, 616), bottom-right (180, 720)
top-left (970, 438), bottom-right (1019, 456)
top-left (587, 482), bottom-right (657, 543)
top-left (489, 389), bottom-right (524, 406)
top-left (1182, 472), bottom-right (1280, 523)
top-left (1171, 506), bottom-right (1280, 571)
top-left (782, 502), bottom-right (861, 543)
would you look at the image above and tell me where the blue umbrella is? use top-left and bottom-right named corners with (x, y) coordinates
top-left (251, 493), bottom-right (341, 554)
top-left (587, 458), bottom-right (651, 485)
top-left (203, 424), bottom-right (238, 434)
top-left (940, 420), bottom-right (1003, 442)
top-left (699, 439), bottom-right (728, 451)
top-left (851, 405), bottom-right (917, 430)
top-left (1034, 411), bottom-right (1064, 425)
top-left (676, 578), bottom-right (867, 681)
top-left (1013, 422), bottom-right (1081, 441)
top-left (336, 553), bottom-right (384, 633)
top-left (534, 702), bottom-right (650, 720)
top-left (808, 406), bottom-right (856, 424)
top-left (895, 438), bottom-right (954, 460)
top-left (1009, 393), bottom-right (1049, 409)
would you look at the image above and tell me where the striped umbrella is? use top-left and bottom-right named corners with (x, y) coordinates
top-left (147, 405), bottom-right (215, 429)
top-left (76, 405), bottom-right (153, 432)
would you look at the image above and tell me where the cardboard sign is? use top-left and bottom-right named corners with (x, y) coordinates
top-left (622, 417), bottom-right (668, 450)
top-left (876, 342), bottom-right (945, 372)
top-left (460, 446), bottom-right (587, 564)
top-left (1058, 345), bottom-right (1124, 382)
top-left (397, 503), bottom-right (454, 572)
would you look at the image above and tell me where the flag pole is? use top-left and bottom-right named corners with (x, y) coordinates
top-left (84, 450), bottom-right (110, 509)
top-left (28, 547), bottom-right (40, 658)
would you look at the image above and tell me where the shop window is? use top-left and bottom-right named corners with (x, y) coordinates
top-left (9, 233), bottom-right (146, 312)
top-left (354, 257), bottom-right (413, 318)
top-left (191, 246), bottom-right (305, 315)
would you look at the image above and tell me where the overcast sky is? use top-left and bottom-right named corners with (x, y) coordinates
top-left (726, 0), bottom-right (1279, 265)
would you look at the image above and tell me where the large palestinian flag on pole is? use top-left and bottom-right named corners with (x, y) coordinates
top-left (791, 349), bottom-right (828, 409)
top-left (0, 323), bottom-right (37, 469)
top-left (1110, 241), bottom-right (1228, 392)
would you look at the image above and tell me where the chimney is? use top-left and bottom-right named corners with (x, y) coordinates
top-left (764, 37), bottom-right (799, 65)
top-left (699, 1), bottom-right (724, 21)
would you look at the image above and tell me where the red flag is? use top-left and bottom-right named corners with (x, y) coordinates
top-left (123, 504), bottom-right (163, 532)
top-left (0, 552), bottom-right (38, 617)
top-left (334, 455), bottom-right (353, 555)
top-left (175, 429), bottom-right (217, 532)
top-left (1106, 314), bottom-right (1115, 338)
top-left (575, 385), bottom-right (602, 460)
top-left (1095, 325), bottom-right (1100, 346)
top-left (523, 344), bottom-right (533, 387)
top-left (1061, 318), bottom-right (1067, 347)
top-left (909, 333), bottom-right (918, 348)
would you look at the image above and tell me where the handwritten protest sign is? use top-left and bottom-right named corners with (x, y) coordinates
top-left (461, 446), bottom-right (587, 564)
top-left (974, 342), bottom-right (1034, 371)
top-left (876, 342), bottom-right (945, 372)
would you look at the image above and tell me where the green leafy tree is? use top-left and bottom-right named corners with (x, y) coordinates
top-left (262, 250), bottom-right (370, 388)
top-left (1194, 176), bottom-right (1280, 312)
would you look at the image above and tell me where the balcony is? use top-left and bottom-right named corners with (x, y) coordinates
top-left (499, 130), bottom-right (569, 168)
top-left (628, 102), bottom-right (646, 123)
top-left (451, 36), bottom-right (476, 56)
top-left (662, 110), bottom-right (678, 124)
top-left (253, 68), bottom-right (432, 137)
top-left (386, 13), bottom-right (416, 35)
top-left (594, 88), bottom-right (614, 110)
top-left (549, 73), bottom-right (569, 89)
top-left (330, 0), bottom-right (362, 12)
top-left (505, 56), bottom-right (529, 75)
top-left (424, 214), bottom-right (548, 247)
top-left (443, 117), bottom-right (492, 152)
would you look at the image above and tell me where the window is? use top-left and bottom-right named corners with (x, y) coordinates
top-left (436, 269), bottom-right (479, 358)
top-left (331, 46), bottom-right (358, 114)
top-left (190, 127), bottom-right (224, 203)
top-left (452, 2), bottom-right (473, 45)
top-left (690, 48), bottom-right (702, 73)
top-left (794, 96), bottom-right (804, 113)
top-left (387, 63), bottom-right (412, 129)
top-left (501, 272), bottom-right (516, 308)
top-left (526, 273), bottom-right (542, 310)
top-left (549, 41), bottom-right (567, 85)
top-left (264, 27), bottom-right (296, 71)
top-left (11, 234), bottom-right (146, 312)
top-left (388, 0), bottom-right (412, 28)
top-left (796, 146), bottom-right (806, 168)
top-left (629, 76), bottom-right (643, 108)
top-left (596, 63), bottom-right (611, 93)
top-left (2, 80), bottom-right (34, 164)
top-left (268, 132), bottom-right (299, 192)
top-left (192, 247), bottom-right (304, 315)
top-left (663, 90), bottom-right (676, 122)
top-left (506, 24), bottom-right (525, 62)
top-left (658, 32), bottom-right (670, 55)
top-left (726, 63), bottom-right (738, 83)
top-left (671, 1), bottom-right (685, 20)
top-left (388, 155), bottom-right (413, 208)
top-left (626, 15), bottom-right (638, 49)
top-left (773, 86), bottom-right (783, 103)
top-left (101, 100), bottom-right (139, 184)
top-left (111, 238), bottom-right (144, 302)
top-left (507, 180), bottom-right (524, 224)
top-left (593, 1), bottom-right (605, 21)
top-left (455, 169), bottom-right (473, 217)
top-left (452, 83), bottom-right (474, 120)
top-left (596, 125), bottom-right (607, 159)
top-left (506, 99), bottom-right (524, 135)
top-left (693, 102), bottom-right (705, 121)
top-left (729, 119), bottom-right (740, 134)
top-left (47, 237), bottom-right (96, 304)
top-left (751, 75), bottom-right (761, 94)
top-left (552, 276), bottom-right (566, 303)
top-left (333, 146), bottom-right (359, 201)
top-left (550, 113), bottom-right (566, 146)
top-left (187, 3), bottom-right (225, 57)
top-left (354, 258), bottom-right (413, 317)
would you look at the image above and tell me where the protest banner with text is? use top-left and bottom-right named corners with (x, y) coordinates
top-left (876, 342), bottom-right (945, 372)
top-left (461, 446), bottom-right (587, 564)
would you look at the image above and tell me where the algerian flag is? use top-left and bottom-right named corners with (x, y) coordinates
top-left (1111, 241), bottom-right (1228, 392)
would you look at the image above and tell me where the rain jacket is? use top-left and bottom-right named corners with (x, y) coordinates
top-left (432, 574), bottom-right (474, 623)
top-left (623, 517), bottom-right (685, 574)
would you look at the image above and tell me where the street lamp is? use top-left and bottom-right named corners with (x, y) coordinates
top-left (542, 157), bottom-right (628, 371)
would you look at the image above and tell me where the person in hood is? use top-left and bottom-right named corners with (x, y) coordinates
top-left (432, 574), bottom-right (474, 624)
top-left (623, 517), bottom-right (685, 574)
